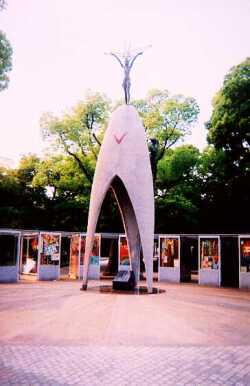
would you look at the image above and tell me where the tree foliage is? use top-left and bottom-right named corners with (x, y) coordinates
top-left (207, 58), bottom-right (250, 172)
top-left (205, 58), bottom-right (250, 232)
top-left (156, 145), bottom-right (201, 232)
top-left (132, 89), bottom-right (200, 183)
top-left (40, 92), bottom-right (110, 183)
top-left (1, 65), bottom-right (249, 233)
top-left (41, 89), bottom-right (199, 191)
top-left (0, 31), bottom-right (12, 91)
top-left (0, 155), bottom-right (49, 229)
top-left (0, 0), bottom-right (12, 91)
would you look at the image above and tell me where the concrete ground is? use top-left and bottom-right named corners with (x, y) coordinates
top-left (0, 280), bottom-right (250, 385)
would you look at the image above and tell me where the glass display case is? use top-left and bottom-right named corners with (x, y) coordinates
top-left (240, 238), bottom-right (250, 272)
top-left (38, 232), bottom-right (61, 280)
top-left (158, 235), bottom-right (180, 282)
top-left (69, 234), bottom-right (80, 279)
top-left (0, 234), bottom-right (19, 266)
top-left (199, 236), bottom-right (220, 286)
top-left (160, 237), bottom-right (179, 268)
top-left (40, 233), bottom-right (60, 265)
top-left (200, 238), bottom-right (219, 270)
top-left (239, 236), bottom-right (250, 289)
top-left (79, 234), bottom-right (101, 279)
top-left (119, 235), bottom-right (130, 269)
top-left (21, 233), bottom-right (39, 275)
top-left (0, 231), bottom-right (21, 282)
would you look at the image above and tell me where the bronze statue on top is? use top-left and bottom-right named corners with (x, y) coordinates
top-left (106, 45), bottom-right (151, 104)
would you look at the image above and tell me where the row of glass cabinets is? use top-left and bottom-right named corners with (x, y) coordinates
top-left (0, 230), bottom-right (249, 288)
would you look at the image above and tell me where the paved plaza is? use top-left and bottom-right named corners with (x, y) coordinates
top-left (1, 280), bottom-right (250, 385)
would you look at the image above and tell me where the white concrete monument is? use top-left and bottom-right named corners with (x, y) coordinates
top-left (82, 46), bottom-right (154, 292)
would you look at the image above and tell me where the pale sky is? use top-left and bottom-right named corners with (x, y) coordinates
top-left (0, 0), bottom-right (249, 165)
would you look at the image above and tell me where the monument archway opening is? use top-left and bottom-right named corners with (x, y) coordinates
top-left (110, 175), bottom-right (142, 283)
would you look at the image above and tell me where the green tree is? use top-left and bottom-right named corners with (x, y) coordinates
top-left (32, 155), bottom-right (91, 210)
top-left (205, 58), bottom-right (250, 232)
top-left (38, 89), bottom-right (200, 231)
top-left (32, 155), bottom-right (90, 230)
top-left (0, 165), bottom-right (20, 227)
top-left (32, 153), bottom-right (122, 231)
top-left (156, 145), bottom-right (201, 232)
top-left (0, 155), bottom-right (51, 229)
top-left (198, 145), bottom-right (250, 233)
top-left (0, 31), bottom-right (12, 91)
top-left (0, 1), bottom-right (12, 91)
top-left (196, 147), bottom-right (227, 232)
top-left (17, 154), bottom-right (41, 186)
top-left (40, 92), bottom-right (110, 183)
top-left (132, 89), bottom-right (200, 185)
top-left (207, 58), bottom-right (250, 172)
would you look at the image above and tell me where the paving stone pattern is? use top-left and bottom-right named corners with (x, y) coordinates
top-left (1, 345), bottom-right (250, 385)
top-left (1, 281), bottom-right (250, 385)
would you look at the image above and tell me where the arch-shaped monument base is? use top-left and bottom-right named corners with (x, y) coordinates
top-left (81, 105), bottom-right (154, 293)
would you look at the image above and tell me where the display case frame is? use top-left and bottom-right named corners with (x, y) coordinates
top-left (0, 230), bottom-right (21, 282)
top-left (158, 235), bottom-right (180, 283)
top-left (239, 235), bottom-right (250, 289)
top-left (199, 235), bottom-right (220, 286)
top-left (118, 234), bottom-right (131, 272)
top-left (38, 232), bottom-right (61, 281)
top-left (79, 233), bottom-right (101, 280)
top-left (20, 232), bottom-right (39, 277)
top-left (68, 233), bottom-right (81, 279)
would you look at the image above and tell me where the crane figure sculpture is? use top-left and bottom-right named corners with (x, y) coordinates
top-left (106, 45), bottom-right (151, 104)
